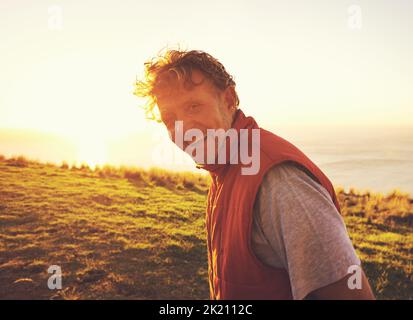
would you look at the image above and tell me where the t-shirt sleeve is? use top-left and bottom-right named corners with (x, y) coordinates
top-left (253, 161), bottom-right (361, 300)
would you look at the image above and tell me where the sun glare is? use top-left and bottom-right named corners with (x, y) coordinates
top-left (74, 135), bottom-right (108, 169)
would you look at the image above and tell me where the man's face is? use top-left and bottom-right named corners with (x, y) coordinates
top-left (156, 69), bottom-right (236, 161)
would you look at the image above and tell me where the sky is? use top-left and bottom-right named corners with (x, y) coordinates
top-left (0, 0), bottom-right (412, 168)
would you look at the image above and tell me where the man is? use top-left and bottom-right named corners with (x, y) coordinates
top-left (134, 49), bottom-right (375, 300)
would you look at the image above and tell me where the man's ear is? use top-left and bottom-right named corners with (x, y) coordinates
top-left (223, 85), bottom-right (237, 110)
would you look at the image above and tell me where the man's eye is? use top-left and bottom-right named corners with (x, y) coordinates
top-left (189, 104), bottom-right (200, 113)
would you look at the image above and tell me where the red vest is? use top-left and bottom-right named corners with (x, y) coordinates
top-left (196, 109), bottom-right (341, 300)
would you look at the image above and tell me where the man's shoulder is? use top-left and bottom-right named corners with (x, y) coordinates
top-left (256, 160), bottom-right (331, 204)
top-left (261, 161), bottom-right (319, 187)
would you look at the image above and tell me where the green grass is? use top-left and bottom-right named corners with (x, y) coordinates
top-left (0, 155), bottom-right (412, 299)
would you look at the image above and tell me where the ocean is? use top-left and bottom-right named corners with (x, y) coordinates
top-left (1, 126), bottom-right (413, 196)
top-left (278, 125), bottom-right (413, 196)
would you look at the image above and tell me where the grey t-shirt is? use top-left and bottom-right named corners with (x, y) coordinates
top-left (251, 161), bottom-right (361, 300)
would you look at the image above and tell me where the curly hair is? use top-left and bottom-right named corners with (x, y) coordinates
top-left (134, 48), bottom-right (240, 122)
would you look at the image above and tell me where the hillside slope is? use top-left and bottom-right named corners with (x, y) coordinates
top-left (0, 156), bottom-right (412, 299)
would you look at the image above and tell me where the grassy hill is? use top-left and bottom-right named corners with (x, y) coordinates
top-left (0, 155), bottom-right (412, 299)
